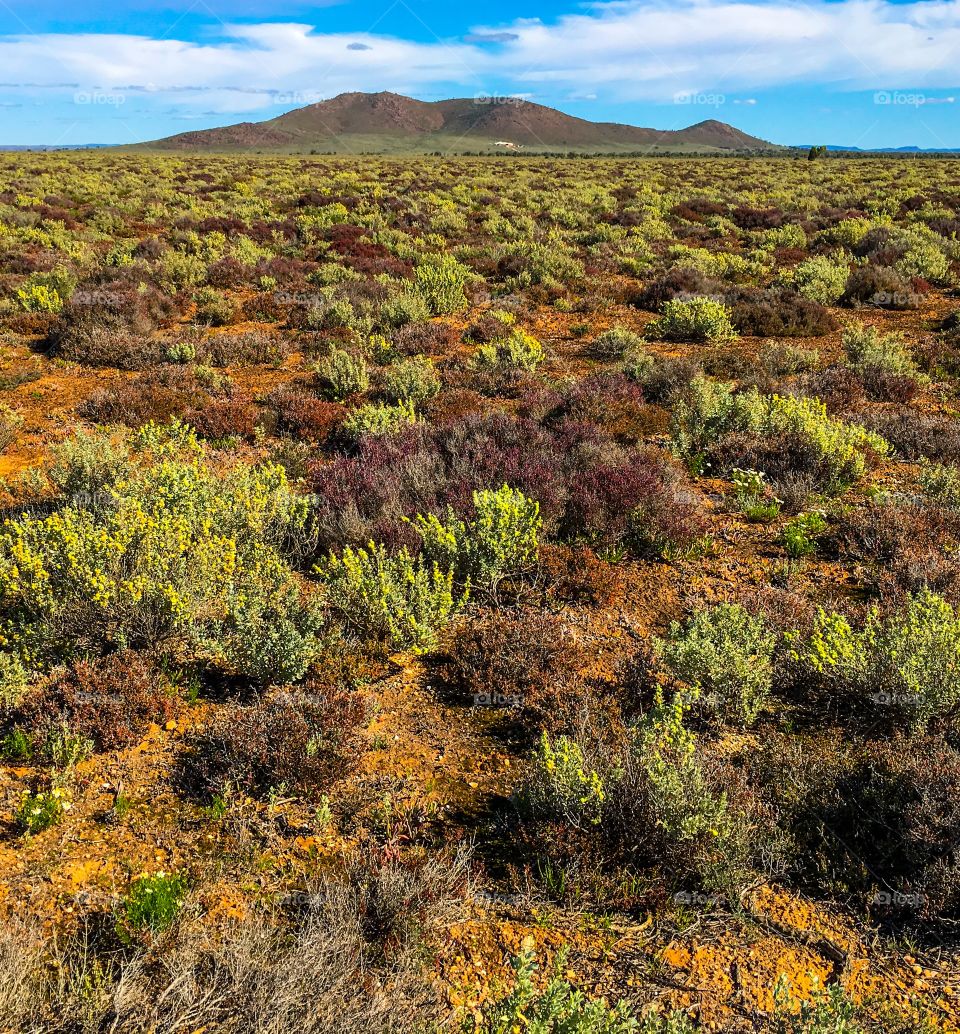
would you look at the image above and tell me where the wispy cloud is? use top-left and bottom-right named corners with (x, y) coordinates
top-left (0, 0), bottom-right (957, 116)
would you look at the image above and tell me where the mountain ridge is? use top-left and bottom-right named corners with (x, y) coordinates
top-left (134, 91), bottom-right (781, 154)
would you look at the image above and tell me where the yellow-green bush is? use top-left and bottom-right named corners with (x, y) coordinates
top-left (316, 541), bottom-right (463, 653)
top-left (648, 297), bottom-right (738, 343)
top-left (0, 424), bottom-right (313, 682)
top-left (412, 485), bottom-right (541, 590)
top-left (473, 328), bottom-right (545, 371)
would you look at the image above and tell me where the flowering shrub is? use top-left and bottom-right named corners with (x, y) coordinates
top-left (789, 589), bottom-right (960, 729)
top-left (0, 426), bottom-right (314, 683)
top-left (413, 253), bottom-right (471, 315)
top-left (412, 485), bottom-right (541, 589)
top-left (341, 400), bottom-right (417, 442)
top-left (648, 297), bottom-right (737, 343)
top-left (15, 786), bottom-right (71, 834)
top-left (473, 328), bottom-right (545, 371)
top-left (522, 732), bottom-right (606, 829)
top-left (316, 542), bottom-right (464, 652)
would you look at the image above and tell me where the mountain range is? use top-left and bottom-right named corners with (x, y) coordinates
top-left (135, 91), bottom-right (779, 154)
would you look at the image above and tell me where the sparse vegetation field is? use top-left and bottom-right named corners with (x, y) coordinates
top-left (0, 151), bottom-right (959, 1032)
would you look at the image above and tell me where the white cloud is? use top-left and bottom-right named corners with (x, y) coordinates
top-left (0, 0), bottom-right (958, 115)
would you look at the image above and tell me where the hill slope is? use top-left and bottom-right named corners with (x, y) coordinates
top-left (136, 91), bottom-right (779, 153)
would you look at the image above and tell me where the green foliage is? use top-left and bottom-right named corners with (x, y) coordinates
top-left (672, 382), bottom-right (888, 489)
top-left (0, 726), bottom-right (33, 761)
top-left (648, 297), bottom-right (737, 343)
top-left (789, 255), bottom-right (848, 305)
top-left (15, 786), bottom-right (71, 834)
top-left (591, 326), bottom-right (646, 359)
top-left (118, 871), bottom-right (188, 936)
top-left (316, 541), bottom-right (465, 653)
top-left (469, 949), bottom-right (649, 1034)
top-left (730, 468), bottom-right (780, 522)
top-left (781, 511), bottom-right (827, 558)
top-left (474, 328), bottom-right (545, 371)
top-left (15, 267), bottom-right (75, 313)
top-left (772, 977), bottom-right (864, 1034)
top-left (341, 400), bottom-right (417, 441)
top-left (790, 589), bottom-right (960, 729)
top-left (0, 428), bottom-right (313, 681)
top-left (379, 288), bottom-right (431, 328)
top-left (842, 323), bottom-right (918, 377)
top-left (165, 340), bottom-right (196, 364)
top-left (414, 252), bottom-right (471, 315)
top-left (47, 427), bottom-right (131, 500)
top-left (193, 286), bottom-right (237, 327)
top-left (920, 460), bottom-right (960, 508)
top-left (412, 485), bottom-right (541, 590)
top-left (636, 693), bottom-right (734, 854)
top-left (0, 651), bottom-right (29, 707)
top-left (669, 376), bottom-right (754, 466)
top-left (382, 356), bottom-right (441, 406)
top-left (522, 732), bottom-right (606, 829)
top-left (656, 603), bottom-right (776, 727)
top-left (316, 348), bottom-right (369, 401)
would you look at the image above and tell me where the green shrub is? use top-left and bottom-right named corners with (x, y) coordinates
top-left (789, 255), bottom-right (849, 305)
top-left (316, 542), bottom-right (464, 653)
top-left (781, 511), bottom-right (827, 558)
top-left (118, 871), bottom-right (188, 936)
top-left (316, 348), bottom-right (369, 401)
top-left (730, 468), bottom-right (780, 522)
top-left (920, 460), bottom-right (960, 508)
top-left (15, 786), bottom-right (71, 834)
top-left (0, 652), bottom-right (29, 707)
top-left (0, 432), bottom-right (313, 678)
top-left (674, 383), bottom-right (888, 489)
top-left (655, 603), bottom-right (776, 726)
top-left (15, 267), bottom-right (75, 313)
top-left (522, 732), bottom-right (606, 829)
top-left (648, 297), bottom-right (737, 343)
top-left (195, 584), bottom-right (324, 687)
top-left (193, 286), bottom-right (237, 327)
top-left (469, 948), bottom-right (677, 1034)
top-left (412, 485), bottom-right (541, 590)
top-left (0, 726), bottom-right (33, 761)
top-left (789, 589), bottom-right (960, 730)
top-left (669, 376), bottom-right (754, 466)
top-left (772, 977), bottom-right (864, 1034)
top-left (474, 328), bottom-right (545, 371)
top-left (591, 326), bottom-right (645, 359)
top-left (413, 253), bottom-right (471, 315)
top-left (165, 340), bottom-right (196, 364)
top-left (635, 694), bottom-right (735, 858)
top-left (842, 323), bottom-right (918, 377)
top-left (379, 289), bottom-right (431, 328)
top-left (341, 400), bottom-right (417, 441)
top-left (47, 427), bottom-right (131, 501)
top-left (381, 357), bottom-right (440, 406)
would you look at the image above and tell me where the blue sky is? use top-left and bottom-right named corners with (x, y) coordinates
top-left (0, 0), bottom-right (958, 148)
